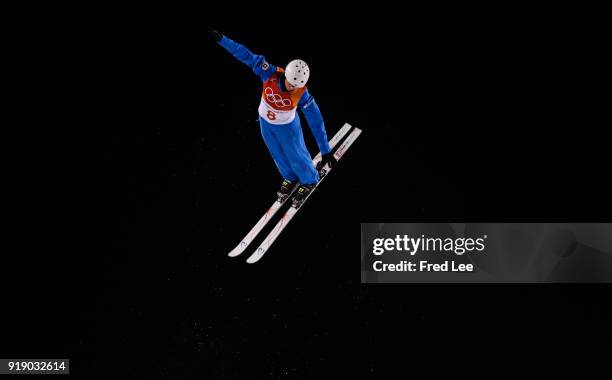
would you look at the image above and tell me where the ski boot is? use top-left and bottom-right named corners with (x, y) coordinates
top-left (277, 179), bottom-right (297, 202)
top-left (291, 183), bottom-right (315, 208)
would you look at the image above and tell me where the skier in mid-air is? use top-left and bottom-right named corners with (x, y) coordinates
top-left (209, 29), bottom-right (336, 202)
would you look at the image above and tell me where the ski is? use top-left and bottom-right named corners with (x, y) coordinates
top-left (246, 127), bottom-right (362, 264)
top-left (227, 123), bottom-right (353, 257)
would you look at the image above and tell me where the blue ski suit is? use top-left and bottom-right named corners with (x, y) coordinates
top-left (217, 36), bottom-right (331, 185)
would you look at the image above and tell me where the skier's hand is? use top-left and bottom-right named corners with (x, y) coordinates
top-left (208, 29), bottom-right (223, 43)
top-left (317, 152), bottom-right (337, 171)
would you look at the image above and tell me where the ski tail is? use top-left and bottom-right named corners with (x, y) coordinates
top-left (334, 128), bottom-right (362, 161)
top-left (313, 123), bottom-right (352, 166)
top-left (227, 123), bottom-right (353, 258)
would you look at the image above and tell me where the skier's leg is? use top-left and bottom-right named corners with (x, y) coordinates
top-left (259, 117), bottom-right (298, 181)
top-left (277, 118), bottom-right (320, 185)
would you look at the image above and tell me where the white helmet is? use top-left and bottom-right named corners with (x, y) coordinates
top-left (285, 59), bottom-right (310, 88)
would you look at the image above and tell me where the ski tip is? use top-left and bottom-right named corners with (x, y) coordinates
top-left (228, 242), bottom-right (247, 257)
top-left (246, 248), bottom-right (265, 264)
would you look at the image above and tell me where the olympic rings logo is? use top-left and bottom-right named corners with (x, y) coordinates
top-left (264, 87), bottom-right (292, 108)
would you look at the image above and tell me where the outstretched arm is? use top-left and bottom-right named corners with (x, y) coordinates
top-left (299, 90), bottom-right (332, 155)
top-left (210, 30), bottom-right (276, 81)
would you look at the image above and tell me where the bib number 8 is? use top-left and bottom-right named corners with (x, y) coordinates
top-left (266, 110), bottom-right (276, 121)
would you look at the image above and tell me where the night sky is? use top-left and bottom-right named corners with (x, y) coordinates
top-left (6, 14), bottom-right (610, 379)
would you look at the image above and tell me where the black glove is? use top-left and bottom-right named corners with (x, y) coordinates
top-left (208, 29), bottom-right (223, 42)
top-left (317, 152), bottom-right (337, 171)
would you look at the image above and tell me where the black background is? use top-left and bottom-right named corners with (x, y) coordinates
top-left (4, 10), bottom-right (610, 379)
